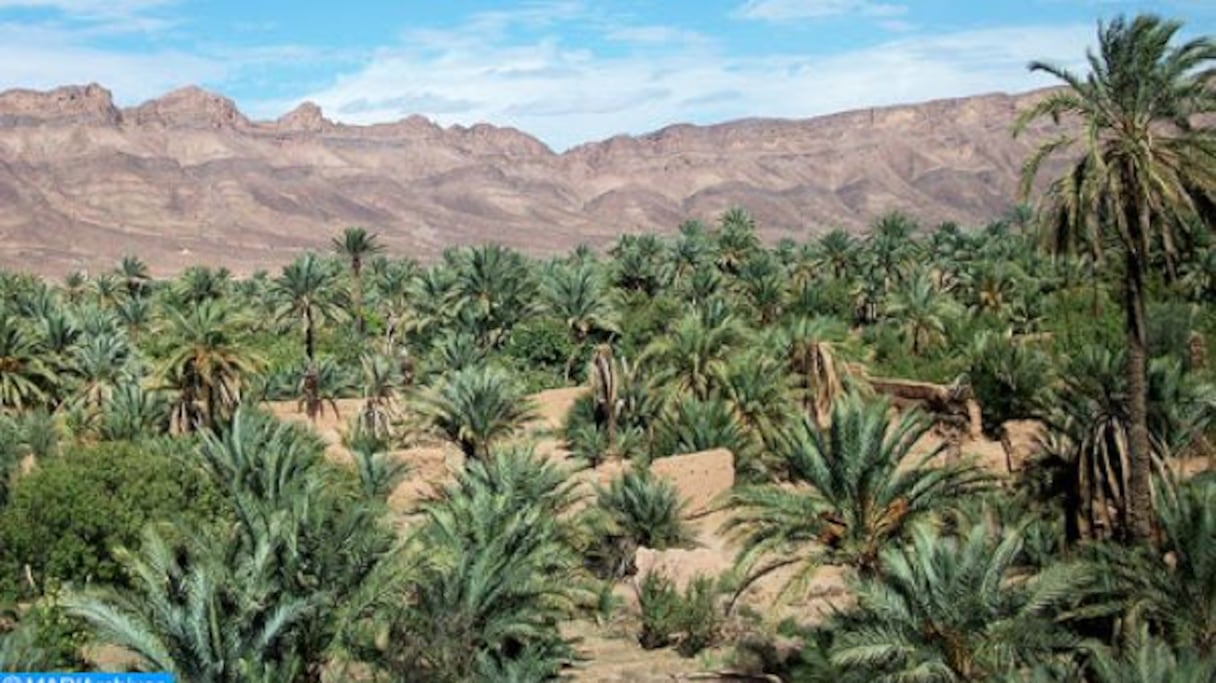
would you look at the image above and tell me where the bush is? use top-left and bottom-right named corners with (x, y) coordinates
top-left (502, 316), bottom-right (577, 382)
top-left (636, 571), bottom-right (723, 656)
top-left (0, 440), bottom-right (222, 599)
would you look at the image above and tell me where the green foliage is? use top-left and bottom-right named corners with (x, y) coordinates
top-left (727, 393), bottom-right (991, 586)
top-left (363, 446), bottom-right (581, 682)
top-left (415, 363), bottom-right (537, 459)
top-left (967, 331), bottom-right (1056, 434)
top-left (0, 439), bottom-right (219, 599)
top-left (636, 571), bottom-right (723, 656)
top-left (595, 467), bottom-right (690, 551)
top-left (830, 523), bottom-right (1089, 681)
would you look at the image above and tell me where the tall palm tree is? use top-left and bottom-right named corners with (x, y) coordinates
top-left (274, 253), bottom-right (343, 364)
top-left (332, 226), bottom-right (385, 334)
top-left (1016, 14), bottom-right (1216, 541)
top-left (542, 263), bottom-right (619, 377)
top-left (815, 229), bottom-right (859, 281)
top-left (155, 301), bottom-right (261, 432)
top-left (726, 393), bottom-right (989, 594)
top-left (886, 269), bottom-right (959, 355)
top-left (714, 207), bottom-right (761, 275)
top-left (415, 364), bottom-right (537, 460)
top-left (446, 244), bottom-right (539, 348)
top-left (829, 523), bottom-right (1088, 681)
top-left (273, 257), bottom-right (343, 425)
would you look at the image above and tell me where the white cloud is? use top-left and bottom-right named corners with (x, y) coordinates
top-left (289, 22), bottom-right (1091, 151)
top-left (735, 0), bottom-right (907, 20)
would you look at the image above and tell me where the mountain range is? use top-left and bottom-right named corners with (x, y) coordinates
top-left (0, 83), bottom-right (1057, 276)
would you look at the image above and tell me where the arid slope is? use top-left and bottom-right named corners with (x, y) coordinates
top-left (0, 84), bottom-right (1054, 275)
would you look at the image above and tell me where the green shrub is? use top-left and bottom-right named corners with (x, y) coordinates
top-left (636, 571), bottom-right (723, 656)
top-left (0, 439), bottom-right (222, 599)
top-left (502, 316), bottom-right (577, 379)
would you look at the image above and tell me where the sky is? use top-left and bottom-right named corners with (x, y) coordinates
top-left (0, 1), bottom-right (1211, 150)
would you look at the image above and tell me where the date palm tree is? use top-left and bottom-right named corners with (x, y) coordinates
top-left (415, 364), bottom-right (537, 460)
top-left (0, 314), bottom-right (53, 412)
top-left (1016, 14), bottom-right (1216, 541)
top-left (815, 229), bottom-right (859, 281)
top-left (447, 244), bottom-right (538, 348)
top-left (332, 226), bottom-right (385, 334)
top-left (542, 262), bottom-right (619, 377)
top-left (726, 393), bottom-right (989, 598)
top-left (155, 301), bottom-right (261, 432)
top-left (829, 523), bottom-right (1089, 681)
top-left (886, 268), bottom-right (959, 355)
top-left (275, 255), bottom-right (344, 422)
top-left (644, 307), bottom-right (745, 401)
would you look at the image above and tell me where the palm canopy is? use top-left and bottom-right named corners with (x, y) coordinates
top-left (273, 253), bottom-right (344, 363)
top-left (155, 301), bottom-right (262, 432)
top-left (415, 364), bottom-right (537, 460)
top-left (726, 392), bottom-right (990, 591)
top-left (1017, 14), bottom-right (1216, 269)
top-left (830, 523), bottom-right (1090, 682)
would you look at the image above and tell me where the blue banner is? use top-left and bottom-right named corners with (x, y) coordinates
top-left (2, 676), bottom-right (174, 683)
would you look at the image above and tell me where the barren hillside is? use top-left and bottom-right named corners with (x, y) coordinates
top-left (0, 83), bottom-right (1056, 276)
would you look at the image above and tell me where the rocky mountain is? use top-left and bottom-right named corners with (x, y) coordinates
top-left (0, 83), bottom-right (1058, 276)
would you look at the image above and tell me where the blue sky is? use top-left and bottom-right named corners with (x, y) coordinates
top-left (0, 1), bottom-right (1211, 150)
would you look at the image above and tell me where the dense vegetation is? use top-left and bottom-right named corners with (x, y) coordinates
top-left (0, 12), bottom-right (1213, 683)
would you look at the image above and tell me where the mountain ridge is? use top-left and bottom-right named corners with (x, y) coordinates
top-left (0, 83), bottom-right (1059, 276)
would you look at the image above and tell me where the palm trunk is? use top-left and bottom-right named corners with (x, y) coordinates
top-left (305, 307), bottom-right (315, 363)
top-left (1124, 245), bottom-right (1154, 543)
top-left (353, 258), bottom-right (365, 335)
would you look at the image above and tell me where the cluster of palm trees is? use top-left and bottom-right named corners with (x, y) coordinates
top-left (0, 11), bottom-right (1211, 682)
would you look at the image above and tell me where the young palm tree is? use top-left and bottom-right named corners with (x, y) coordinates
top-left (726, 393), bottom-right (989, 593)
top-left (100, 382), bottom-right (170, 441)
top-left (66, 527), bottom-right (316, 683)
top-left (1017, 14), bottom-right (1216, 541)
top-left (595, 467), bottom-right (690, 550)
top-left (1084, 630), bottom-right (1216, 683)
top-left (332, 226), bottom-right (385, 334)
top-left (369, 447), bottom-right (581, 681)
top-left (829, 523), bottom-right (1089, 681)
top-left (415, 364), bottom-right (537, 460)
